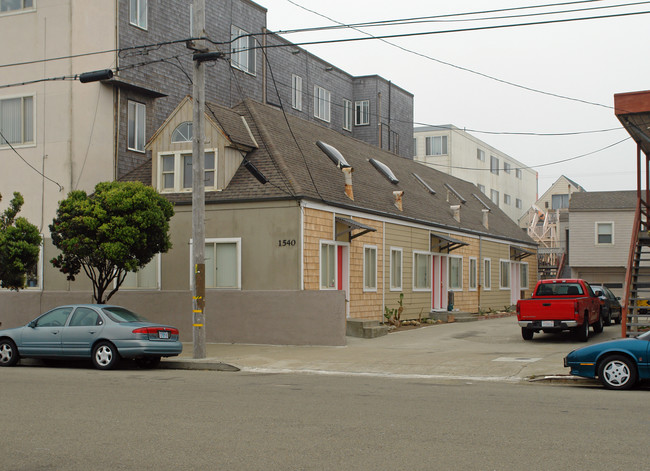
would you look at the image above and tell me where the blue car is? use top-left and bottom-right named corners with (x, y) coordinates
top-left (564, 331), bottom-right (650, 390)
top-left (0, 305), bottom-right (182, 370)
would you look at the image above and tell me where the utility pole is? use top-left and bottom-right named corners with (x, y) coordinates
top-left (190, 0), bottom-right (206, 359)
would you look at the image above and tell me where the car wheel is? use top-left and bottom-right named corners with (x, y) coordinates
top-left (92, 341), bottom-right (120, 370)
top-left (593, 315), bottom-right (604, 334)
top-left (575, 320), bottom-right (589, 342)
top-left (602, 307), bottom-right (612, 326)
top-left (135, 356), bottom-right (161, 369)
top-left (598, 355), bottom-right (637, 390)
top-left (521, 327), bottom-right (534, 340)
top-left (614, 313), bottom-right (622, 325)
top-left (0, 338), bottom-right (19, 367)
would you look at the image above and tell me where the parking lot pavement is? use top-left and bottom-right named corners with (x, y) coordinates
top-left (162, 316), bottom-right (622, 382)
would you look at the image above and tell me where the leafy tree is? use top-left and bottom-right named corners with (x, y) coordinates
top-left (0, 192), bottom-right (42, 290)
top-left (50, 181), bottom-right (174, 304)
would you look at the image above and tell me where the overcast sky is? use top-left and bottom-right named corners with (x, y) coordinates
top-left (259, 0), bottom-right (650, 196)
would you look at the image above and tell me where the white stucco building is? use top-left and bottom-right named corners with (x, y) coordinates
top-left (413, 125), bottom-right (538, 222)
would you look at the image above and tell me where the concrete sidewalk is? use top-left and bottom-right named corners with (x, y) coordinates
top-left (161, 315), bottom-right (619, 383)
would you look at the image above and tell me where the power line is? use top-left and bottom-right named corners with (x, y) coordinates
top-left (0, 130), bottom-right (63, 191)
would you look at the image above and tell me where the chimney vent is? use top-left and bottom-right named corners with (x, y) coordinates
top-left (342, 167), bottom-right (354, 200)
top-left (451, 204), bottom-right (461, 222)
top-left (482, 209), bottom-right (489, 229)
top-left (393, 191), bottom-right (404, 211)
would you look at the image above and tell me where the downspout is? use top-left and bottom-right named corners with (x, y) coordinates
top-left (262, 27), bottom-right (267, 104)
top-left (377, 91), bottom-right (382, 149)
top-left (478, 235), bottom-right (482, 311)
top-left (382, 220), bottom-right (386, 321)
top-left (114, 0), bottom-right (120, 180)
top-left (388, 81), bottom-right (391, 152)
top-left (300, 200), bottom-right (305, 290)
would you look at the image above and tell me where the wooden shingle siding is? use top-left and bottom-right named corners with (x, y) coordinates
top-left (347, 216), bottom-right (383, 320)
top-left (303, 208), bottom-right (335, 291)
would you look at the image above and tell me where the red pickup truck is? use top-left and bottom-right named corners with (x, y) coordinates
top-left (516, 279), bottom-right (603, 342)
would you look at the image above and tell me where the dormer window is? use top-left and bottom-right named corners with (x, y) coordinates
top-left (369, 158), bottom-right (398, 184)
top-left (172, 122), bottom-right (193, 143)
top-left (158, 150), bottom-right (216, 192)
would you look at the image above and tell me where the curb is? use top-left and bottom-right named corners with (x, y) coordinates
top-left (160, 360), bottom-right (240, 372)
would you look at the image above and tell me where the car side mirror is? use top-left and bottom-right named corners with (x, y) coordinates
top-left (594, 290), bottom-right (603, 297)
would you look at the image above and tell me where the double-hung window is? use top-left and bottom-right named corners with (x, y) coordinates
top-left (314, 86), bottom-right (331, 122)
top-left (504, 194), bottom-right (511, 205)
top-left (596, 222), bottom-right (614, 245)
top-left (231, 25), bottom-right (256, 75)
top-left (200, 238), bottom-right (241, 289)
top-left (159, 150), bottom-right (216, 192)
top-left (355, 100), bottom-right (369, 126)
top-left (127, 101), bottom-right (146, 152)
top-left (484, 259), bottom-right (491, 290)
top-left (425, 136), bottom-right (447, 156)
top-left (490, 155), bottom-right (499, 175)
top-left (363, 246), bottom-right (377, 291)
top-left (500, 260), bottom-right (510, 289)
top-left (0, 95), bottom-right (34, 146)
top-left (129, 0), bottom-right (147, 29)
top-left (343, 99), bottom-right (352, 131)
top-left (320, 242), bottom-right (336, 289)
top-left (122, 256), bottom-right (159, 289)
top-left (1, 0), bottom-right (33, 13)
top-left (477, 149), bottom-right (485, 161)
top-left (413, 252), bottom-right (431, 290)
top-left (292, 75), bottom-right (302, 111)
top-left (490, 189), bottom-right (499, 206)
top-left (552, 194), bottom-right (569, 209)
top-left (390, 248), bottom-right (402, 291)
top-left (469, 257), bottom-right (477, 291)
top-left (448, 256), bottom-right (462, 290)
top-left (504, 162), bottom-right (511, 174)
top-left (520, 263), bottom-right (529, 290)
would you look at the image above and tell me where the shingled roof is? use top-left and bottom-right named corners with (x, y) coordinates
top-left (570, 190), bottom-right (637, 211)
top-left (128, 99), bottom-right (535, 245)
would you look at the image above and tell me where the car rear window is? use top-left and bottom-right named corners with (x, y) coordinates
top-left (535, 283), bottom-right (584, 296)
top-left (102, 307), bottom-right (149, 323)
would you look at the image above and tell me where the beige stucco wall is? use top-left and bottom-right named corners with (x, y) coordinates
top-left (0, 1), bottom-right (117, 236)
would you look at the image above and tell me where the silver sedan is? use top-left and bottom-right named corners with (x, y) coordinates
top-left (0, 305), bottom-right (182, 369)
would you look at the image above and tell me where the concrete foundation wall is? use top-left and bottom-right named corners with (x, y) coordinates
top-left (0, 290), bottom-right (346, 347)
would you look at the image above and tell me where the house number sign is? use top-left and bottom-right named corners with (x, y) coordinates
top-left (278, 239), bottom-right (296, 247)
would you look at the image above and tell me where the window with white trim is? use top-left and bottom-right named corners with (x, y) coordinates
top-left (314, 86), bottom-right (331, 122)
top-left (320, 242), bottom-right (336, 289)
top-left (596, 222), bottom-right (614, 245)
top-left (1, 0), bottom-right (33, 13)
top-left (343, 99), bottom-right (352, 131)
top-left (500, 260), bottom-right (510, 289)
top-left (477, 149), bottom-right (485, 161)
top-left (201, 238), bottom-right (241, 289)
top-left (231, 25), bottom-right (256, 75)
top-left (516, 168), bottom-right (522, 179)
top-left (521, 263), bottom-right (529, 290)
top-left (158, 150), bottom-right (216, 192)
top-left (552, 194), bottom-right (569, 209)
top-left (0, 95), bottom-right (34, 146)
top-left (504, 194), bottom-right (511, 205)
top-left (363, 245), bottom-right (377, 291)
top-left (122, 256), bottom-right (159, 289)
top-left (127, 100), bottom-right (146, 152)
top-left (292, 74), bottom-right (302, 111)
top-left (477, 184), bottom-right (485, 194)
top-left (355, 100), bottom-right (369, 126)
top-left (425, 136), bottom-right (447, 156)
top-left (413, 252), bottom-right (431, 290)
top-left (449, 256), bottom-right (462, 290)
top-left (129, 0), bottom-right (147, 29)
top-left (484, 258), bottom-right (491, 290)
top-left (172, 122), bottom-right (192, 143)
top-left (516, 198), bottom-right (522, 209)
top-left (504, 162), bottom-right (511, 174)
top-left (469, 257), bottom-right (477, 291)
top-left (390, 248), bottom-right (402, 291)
top-left (490, 189), bottom-right (499, 207)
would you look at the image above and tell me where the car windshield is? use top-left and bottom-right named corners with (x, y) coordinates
top-left (102, 307), bottom-right (149, 323)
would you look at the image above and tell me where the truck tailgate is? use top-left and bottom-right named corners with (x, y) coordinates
top-left (517, 298), bottom-right (578, 321)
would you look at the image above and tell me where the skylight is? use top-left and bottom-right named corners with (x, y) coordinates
top-left (412, 173), bottom-right (435, 195)
top-left (444, 183), bottom-right (466, 204)
top-left (472, 193), bottom-right (491, 210)
top-left (369, 158), bottom-right (398, 184)
top-left (316, 141), bottom-right (350, 168)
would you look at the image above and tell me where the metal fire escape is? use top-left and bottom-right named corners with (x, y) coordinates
top-left (616, 90), bottom-right (650, 337)
top-left (526, 205), bottom-right (564, 279)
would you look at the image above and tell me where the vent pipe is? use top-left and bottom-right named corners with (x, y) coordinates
top-left (451, 204), bottom-right (461, 222)
top-left (342, 167), bottom-right (354, 200)
top-left (393, 191), bottom-right (404, 211)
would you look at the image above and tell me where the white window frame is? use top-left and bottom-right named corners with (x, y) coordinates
top-left (1, 0), bottom-right (34, 14)
top-left (500, 259), bottom-right (511, 290)
top-left (448, 255), bottom-right (463, 291)
top-left (120, 255), bottom-right (160, 290)
top-left (477, 184), bottom-right (485, 194)
top-left (24, 240), bottom-right (43, 290)
top-left (490, 189), bottom-right (500, 207)
top-left (171, 122), bottom-right (192, 143)
top-left (190, 238), bottom-right (242, 290)
top-left (490, 155), bottom-right (499, 175)
top-left (477, 149), bottom-right (485, 162)
top-left (413, 251), bottom-right (432, 291)
top-left (469, 257), bottom-right (477, 291)
top-left (129, 0), bottom-right (147, 30)
top-left (520, 262), bottom-right (529, 290)
top-left (516, 198), bottom-right (522, 209)
top-left (314, 85), bottom-right (331, 122)
top-left (354, 100), bottom-right (370, 126)
top-left (425, 135), bottom-right (447, 156)
top-left (483, 258), bottom-right (491, 290)
top-left (516, 168), bottom-right (522, 179)
top-left (0, 94), bottom-right (35, 147)
top-left (504, 194), bottom-right (511, 205)
top-left (127, 100), bottom-right (146, 152)
top-left (343, 99), bottom-right (352, 131)
top-left (363, 245), bottom-right (377, 292)
top-left (157, 149), bottom-right (217, 193)
top-left (504, 162), bottom-right (511, 174)
top-left (596, 222), bottom-right (614, 245)
top-left (390, 247), bottom-right (403, 291)
top-left (319, 241), bottom-right (337, 290)
top-left (292, 74), bottom-right (302, 111)
top-left (231, 24), bottom-right (256, 75)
